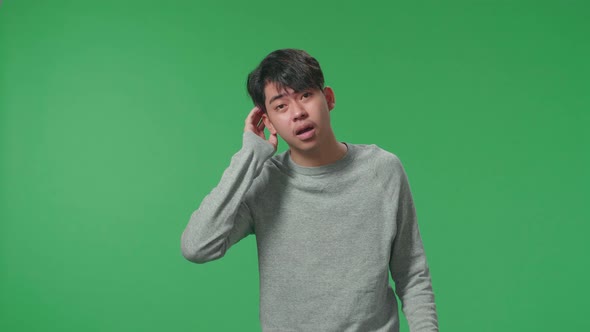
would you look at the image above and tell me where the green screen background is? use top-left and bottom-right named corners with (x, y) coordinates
top-left (1, 1), bottom-right (588, 331)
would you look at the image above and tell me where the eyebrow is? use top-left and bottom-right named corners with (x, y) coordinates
top-left (268, 89), bottom-right (310, 105)
top-left (268, 93), bottom-right (285, 105)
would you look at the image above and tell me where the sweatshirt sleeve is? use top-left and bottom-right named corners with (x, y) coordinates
top-left (389, 157), bottom-right (439, 331)
top-left (180, 131), bottom-right (275, 264)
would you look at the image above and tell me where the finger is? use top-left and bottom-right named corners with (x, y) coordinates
top-left (246, 106), bottom-right (261, 125)
top-left (269, 132), bottom-right (278, 148)
top-left (256, 116), bottom-right (265, 130)
top-left (253, 112), bottom-right (266, 131)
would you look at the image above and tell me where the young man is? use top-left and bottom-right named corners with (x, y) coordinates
top-left (181, 49), bottom-right (439, 332)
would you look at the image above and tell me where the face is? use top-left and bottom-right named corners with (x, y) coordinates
top-left (261, 83), bottom-right (336, 155)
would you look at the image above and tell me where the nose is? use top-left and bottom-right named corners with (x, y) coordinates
top-left (292, 102), bottom-right (308, 121)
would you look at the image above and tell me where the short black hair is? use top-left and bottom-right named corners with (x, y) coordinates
top-left (247, 49), bottom-right (325, 113)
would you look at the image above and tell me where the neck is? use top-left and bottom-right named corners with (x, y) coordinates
top-left (289, 134), bottom-right (348, 167)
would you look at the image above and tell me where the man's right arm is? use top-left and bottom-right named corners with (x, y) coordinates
top-left (180, 107), bottom-right (277, 263)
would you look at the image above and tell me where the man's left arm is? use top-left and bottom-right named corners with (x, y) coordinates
top-left (389, 157), bottom-right (439, 332)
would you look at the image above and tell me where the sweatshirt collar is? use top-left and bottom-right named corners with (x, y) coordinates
top-left (282, 142), bottom-right (354, 176)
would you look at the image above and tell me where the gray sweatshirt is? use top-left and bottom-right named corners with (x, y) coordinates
top-left (181, 131), bottom-right (438, 332)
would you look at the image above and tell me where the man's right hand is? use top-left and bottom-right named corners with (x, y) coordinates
top-left (244, 106), bottom-right (278, 151)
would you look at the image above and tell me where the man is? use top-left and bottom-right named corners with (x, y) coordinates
top-left (181, 49), bottom-right (439, 332)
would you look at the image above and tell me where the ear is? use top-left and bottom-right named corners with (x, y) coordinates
top-left (324, 86), bottom-right (336, 111)
top-left (262, 112), bottom-right (277, 135)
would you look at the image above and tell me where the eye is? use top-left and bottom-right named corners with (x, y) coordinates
top-left (275, 104), bottom-right (286, 111)
top-left (302, 92), bottom-right (312, 99)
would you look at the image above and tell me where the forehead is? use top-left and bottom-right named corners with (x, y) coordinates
top-left (264, 83), bottom-right (294, 102)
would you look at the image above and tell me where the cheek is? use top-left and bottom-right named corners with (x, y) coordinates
top-left (272, 118), bottom-right (288, 131)
top-left (276, 124), bottom-right (289, 135)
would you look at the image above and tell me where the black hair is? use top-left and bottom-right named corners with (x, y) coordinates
top-left (246, 49), bottom-right (325, 113)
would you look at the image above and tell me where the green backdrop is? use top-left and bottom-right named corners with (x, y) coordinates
top-left (1, 1), bottom-right (588, 331)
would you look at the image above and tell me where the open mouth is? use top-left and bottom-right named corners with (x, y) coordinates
top-left (296, 126), bottom-right (314, 135)
top-left (295, 125), bottom-right (315, 140)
